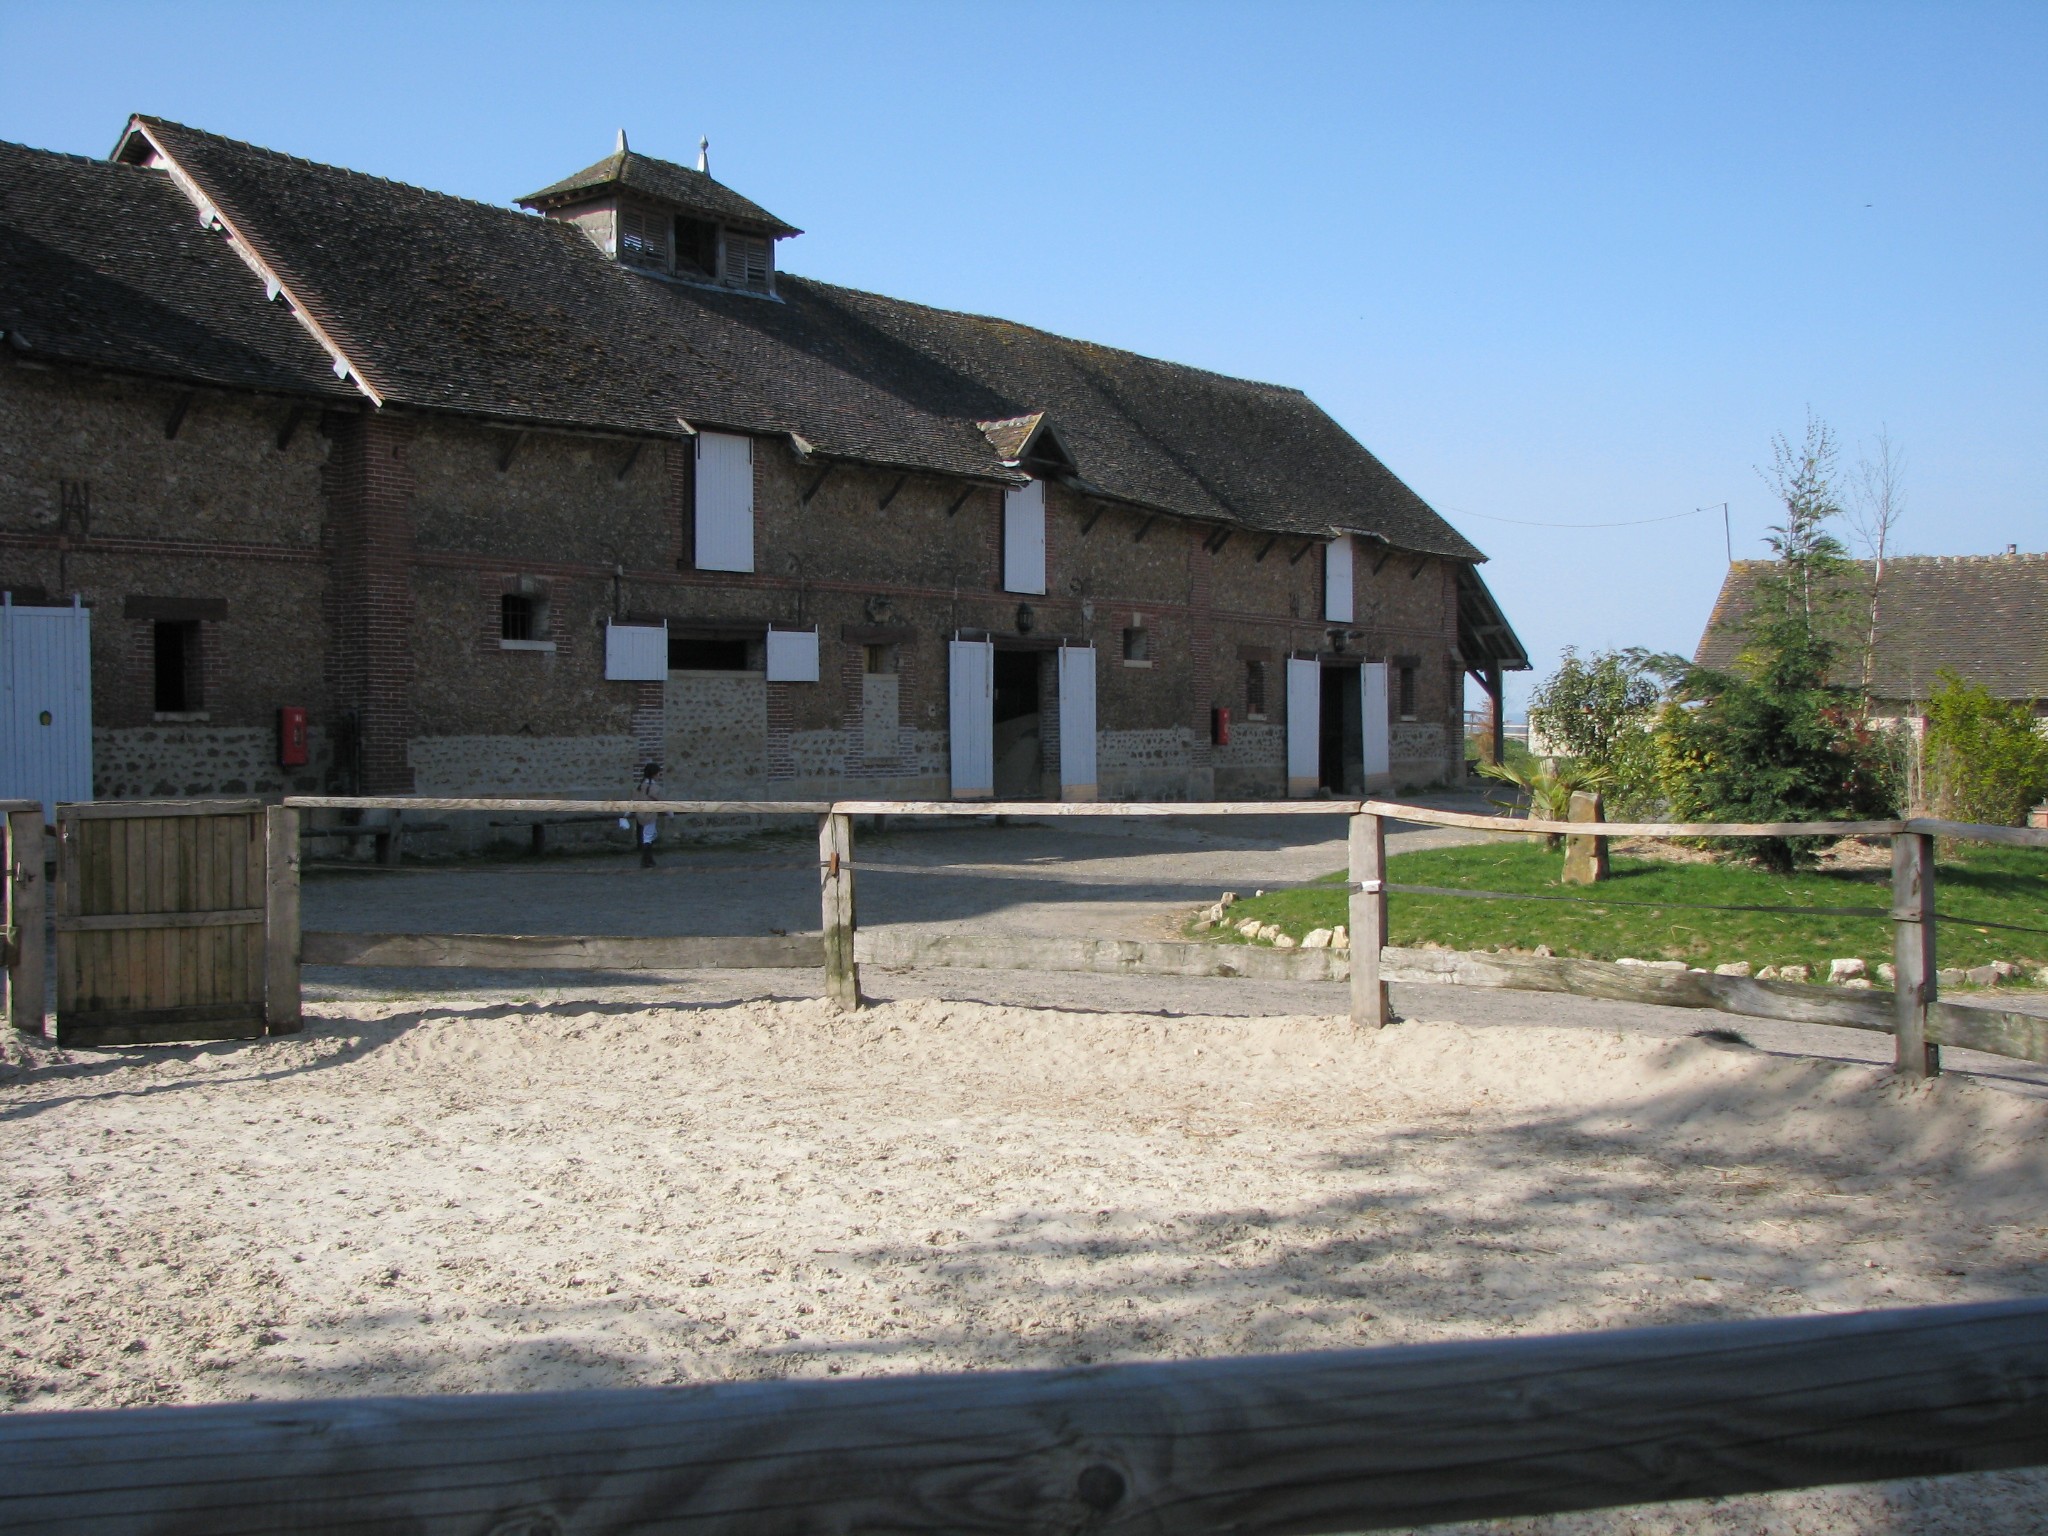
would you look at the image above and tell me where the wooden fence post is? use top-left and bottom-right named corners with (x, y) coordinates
top-left (1892, 830), bottom-right (1939, 1079)
top-left (1561, 790), bottom-right (1608, 885)
top-left (819, 811), bottom-right (861, 1011)
top-left (265, 805), bottom-right (302, 1033)
top-left (4, 806), bottom-right (45, 1036)
top-left (1349, 810), bottom-right (1389, 1028)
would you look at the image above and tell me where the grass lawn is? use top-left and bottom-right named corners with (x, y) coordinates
top-left (1199, 839), bottom-right (2048, 981)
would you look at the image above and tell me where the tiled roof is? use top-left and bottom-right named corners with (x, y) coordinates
top-left (9, 118), bottom-right (1485, 561)
top-left (1695, 554), bottom-right (2048, 701)
top-left (517, 146), bottom-right (802, 237)
top-left (0, 138), bottom-right (353, 400)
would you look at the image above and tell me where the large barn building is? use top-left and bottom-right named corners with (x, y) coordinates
top-left (0, 117), bottom-right (1527, 815)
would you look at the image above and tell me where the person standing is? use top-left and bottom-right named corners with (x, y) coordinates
top-left (635, 762), bottom-right (662, 868)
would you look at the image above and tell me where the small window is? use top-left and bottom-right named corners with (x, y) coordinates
top-left (1245, 660), bottom-right (1267, 718)
top-left (722, 231), bottom-right (771, 292)
top-left (669, 635), bottom-right (753, 672)
top-left (865, 643), bottom-right (898, 675)
top-left (1121, 627), bottom-right (1150, 665)
top-left (153, 620), bottom-right (201, 713)
top-left (500, 593), bottom-right (536, 642)
top-left (1398, 664), bottom-right (1418, 720)
top-left (674, 215), bottom-right (718, 277)
top-left (619, 207), bottom-right (666, 267)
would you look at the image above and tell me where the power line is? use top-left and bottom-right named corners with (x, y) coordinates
top-left (1444, 504), bottom-right (1714, 531)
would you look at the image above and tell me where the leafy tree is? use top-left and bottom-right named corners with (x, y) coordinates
top-left (1923, 671), bottom-right (2048, 826)
top-left (1656, 414), bottom-right (1899, 870)
top-left (1526, 647), bottom-right (1676, 816)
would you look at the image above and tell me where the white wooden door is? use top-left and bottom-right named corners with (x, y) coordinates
top-left (1323, 535), bottom-right (1354, 622)
top-left (948, 638), bottom-right (995, 799)
top-left (1002, 480), bottom-right (1046, 594)
top-left (1361, 661), bottom-right (1390, 784)
top-left (1286, 656), bottom-right (1320, 798)
top-left (1, 599), bottom-right (92, 821)
top-left (1057, 645), bottom-right (1097, 801)
top-left (694, 431), bottom-right (755, 572)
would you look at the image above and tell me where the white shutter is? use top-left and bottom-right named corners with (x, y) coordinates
top-left (765, 627), bottom-right (819, 683)
top-left (1323, 535), bottom-right (1354, 623)
top-left (1286, 657), bottom-right (1320, 798)
top-left (1057, 645), bottom-right (1097, 801)
top-left (1002, 480), bottom-right (1046, 594)
top-left (694, 432), bottom-right (755, 572)
top-left (1, 600), bottom-right (93, 822)
top-left (948, 638), bottom-right (995, 799)
top-left (1361, 661), bottom-right (1391, 782)
top-left (604, 620), bottom-right (668, 681)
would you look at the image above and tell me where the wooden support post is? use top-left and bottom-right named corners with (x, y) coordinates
top-left (1892, 830), bottom-right (1939, 1079)
top-left (5, 807), bottom-right (45, 1035)
top-left (819, 811), bottom-right (861, 1011)
top-left (264, 805), bottom-right (301, 1033)
top-left (1486, 665), bottom-right (1504, 767)
top-left (1348, 811), bottom-right (1389, 1028)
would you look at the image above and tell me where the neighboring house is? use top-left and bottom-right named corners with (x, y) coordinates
top-left (0, 117), bottom-right (1528, 816)
top-left (1695, 552), bottom-right (2048, 728)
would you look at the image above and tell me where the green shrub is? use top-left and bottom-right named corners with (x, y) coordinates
top-left (1923, 670), bottom-right (2048, 826)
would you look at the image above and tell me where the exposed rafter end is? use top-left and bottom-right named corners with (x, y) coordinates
top-left (878, 475), bottom-right (907, 511)
top-left (1133, 513), bottom-right (1158, 544)
top-left (1371, 548), bottom-right (1395, 576)
top-left (496, 431), bottom-right (525, 473)
top-left (1079, 504), bottom-right (1105, 537)
top-left (614, 441), bottom-right (644, 482)
top-left (801, 463), bottom-right (838, 506)
top-left (163, 392), bottom-right (194, 440)
top-left (945, 487), bottom-right (976, 518)
top-left (1203, 527), bottom-right (1233, 555)
top-left (1409, 556), bottom-right (1429, 579)
top-left (1288, 540), bottom-right (1314, 565)
top-left (1254, 535), bottom-right (1278, 563)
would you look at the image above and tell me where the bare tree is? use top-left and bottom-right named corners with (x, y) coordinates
top-left (1846, 426), bottom-right (1906, 700)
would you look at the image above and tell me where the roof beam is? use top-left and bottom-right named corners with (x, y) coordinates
top-left (1079, 504), bottom-right (1106, 537)
top-left (877, 475), bottom-right (907, 512)
top-left (1254, 535), bottom-right (1278, 563)
top-left (945, 487), bottom-right (975, 518)
top-left (1132, 514), bottom-right (1158, 544)
top-left (496, 432), bottom-right (525, 474)
top-left (274, 405), bottom-right (304, 452)
top-left (1371, 548), bottom-right (1394, 576)
top-left (1203, 527), bottom-right (1233, 555)
top-left (1288, 540), bottom-right (1314, 565)
top-left (613, 441), bottom-right (644, 482)
top-left (1409, 556), bottom-right (1429, 580)
top-left (162, 391), bottom-right (194, 440)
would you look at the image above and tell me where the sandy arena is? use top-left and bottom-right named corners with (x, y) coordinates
top-left (6, 994), bottom-right (2048, 1533)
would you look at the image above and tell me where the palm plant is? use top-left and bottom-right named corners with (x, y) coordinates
top-left (1476, 757), bottom-right (1614, 848)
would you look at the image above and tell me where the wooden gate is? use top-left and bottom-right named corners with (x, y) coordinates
top-left (54, 800), bottom-right (292, 1047)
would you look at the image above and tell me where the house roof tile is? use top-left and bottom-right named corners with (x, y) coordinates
top-left (518, 147), bottom-right (801, 237)
top-left (1695, 554), bottom-right (2048, 701)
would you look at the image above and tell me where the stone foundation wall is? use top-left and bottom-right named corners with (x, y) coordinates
top-left (94, 725), bottom-right (332, 800)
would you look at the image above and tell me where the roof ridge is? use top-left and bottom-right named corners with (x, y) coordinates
top-left (137, 116), bottom-right (550, 230)
top-left (779, 273), bottom-right (1309, 400)
top-left (0, 139), bottom-right (128, 169)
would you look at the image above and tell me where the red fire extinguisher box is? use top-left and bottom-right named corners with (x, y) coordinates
top-left (278, 705), bottom-right (309, 768)
top-left (1211, 705), bottom-right (1231, 746)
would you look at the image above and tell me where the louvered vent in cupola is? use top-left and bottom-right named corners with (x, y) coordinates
top-left (723, 233), bottom-right (771, 294)
top-left (618, 208), bottom-right (666, 267)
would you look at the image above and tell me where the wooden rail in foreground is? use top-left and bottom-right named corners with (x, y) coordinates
top-left (4, 1298), bottom-right (2047, 1535)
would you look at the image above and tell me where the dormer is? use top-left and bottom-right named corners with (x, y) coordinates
top-left (518, 132), bottom-right (800, 297)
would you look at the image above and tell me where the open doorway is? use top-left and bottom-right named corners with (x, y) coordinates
top-left (992, 647), bottom-right (1044, 798)
top-left (1319, 660), bottom-right (1363, 794)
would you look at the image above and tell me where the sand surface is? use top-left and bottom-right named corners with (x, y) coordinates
top-left (6, 997), bottom-right (2048, 1532)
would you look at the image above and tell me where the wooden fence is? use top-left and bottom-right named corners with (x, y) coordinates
top-left (4, 1297), bottom-right (2047, 1533)
top-left (271, 795), bottom-right (2048, 1083)
top-left (7, 794), bottom-right (2044, 1078)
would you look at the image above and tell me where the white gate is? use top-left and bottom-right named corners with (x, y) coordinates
top-left (1056, 645), bottom-right (1096, 801)
top-left (1361, 661), bottom-right (1390, 786)
top-left (1, 597), bottom-right (92, 821)
top-left (1286, 657), bottom-right (1320, 799)
top-left (948, 638), bottom-right (994, 799)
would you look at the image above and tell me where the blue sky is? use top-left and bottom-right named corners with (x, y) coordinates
top-left (5, 1), bottom-right (2042, 716)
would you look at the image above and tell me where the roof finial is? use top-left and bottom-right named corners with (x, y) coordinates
top-left (616, 128), bottom-right (628, 155)
top-left (697, 136), bottom-right (710, 175)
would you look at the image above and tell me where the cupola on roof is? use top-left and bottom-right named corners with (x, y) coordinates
top-left (517, 134), bottom-right (800, 238)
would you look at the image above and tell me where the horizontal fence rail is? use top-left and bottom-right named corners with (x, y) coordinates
top-left (4, 1299), bottom-right (2047, 1535)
